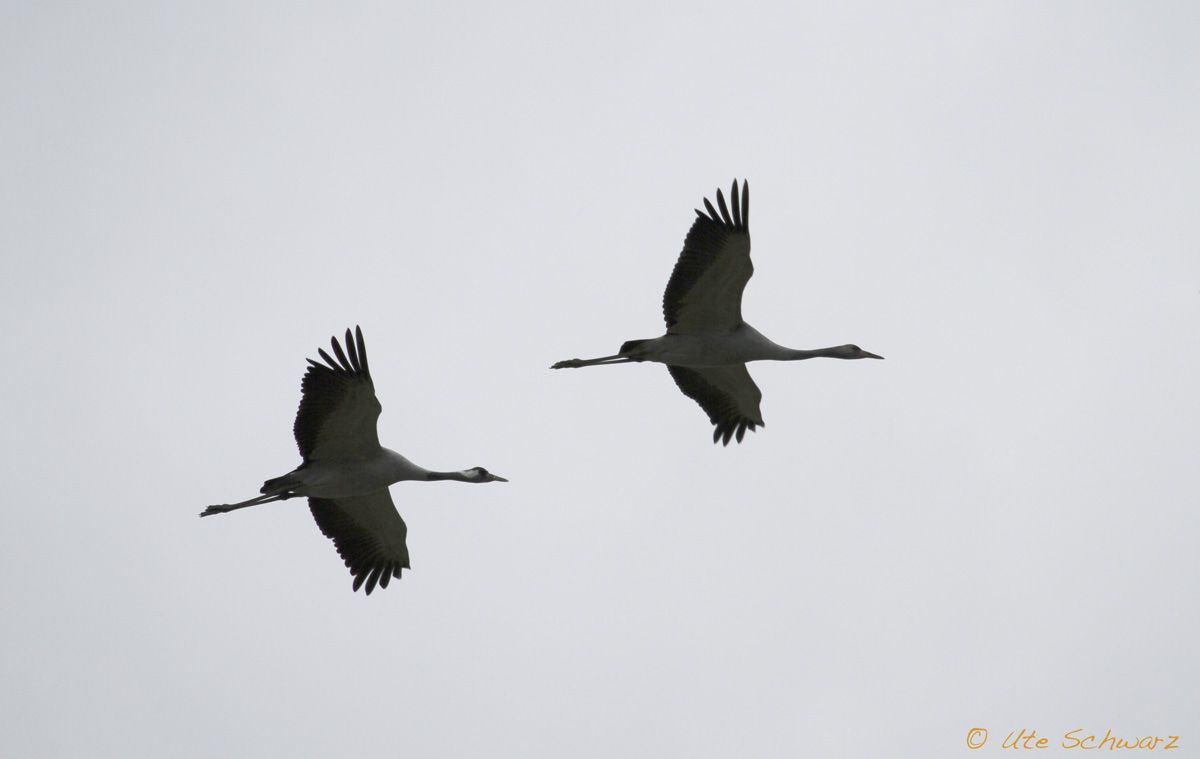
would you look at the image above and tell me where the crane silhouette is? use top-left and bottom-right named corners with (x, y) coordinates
top-left (202, 326), bottom-right (506, 594)
top-left (552, 180), bottom-right (882, 444)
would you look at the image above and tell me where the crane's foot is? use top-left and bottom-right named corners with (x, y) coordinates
top-left (551, 358), bottom-right (584, 369)
top-left (199, 504), bottom-right (230, 517)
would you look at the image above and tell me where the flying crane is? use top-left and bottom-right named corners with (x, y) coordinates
top-left (202, 327), bottom-right (506, 594)
top-left (552, 180), bottom-right (882, 444)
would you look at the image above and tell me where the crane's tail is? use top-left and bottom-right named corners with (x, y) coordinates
top-left (260, 471), bottom-right (301, 494)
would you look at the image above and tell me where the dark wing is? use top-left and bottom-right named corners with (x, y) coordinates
top-left (309, 492), bottom-right (410, 595)
top-left (294, 326), bottom-right (382, 461)
top-left (667, 364), bottom-right (765, 445)
top-left (662, 180), bottom-right (752, 335)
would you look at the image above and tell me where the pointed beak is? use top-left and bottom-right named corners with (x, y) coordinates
top-left (862, 351), bottom-right (884, 359)
top-left (487, 474), bottom-right (509, 483)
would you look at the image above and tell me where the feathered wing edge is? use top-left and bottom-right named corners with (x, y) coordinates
top-left (293, 326), bottom-right (376, 458)
top-left (667, 364), bottom-right (765, 445)
top-left (309, 493), bottom-right (410, 595)
top-left (662, 179), bottom-right (752, 330)
top-left (700, 178), bottom-right (748, 231)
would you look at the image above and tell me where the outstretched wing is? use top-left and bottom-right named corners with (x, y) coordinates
top-left (662, 180), bottom-right (752, 335)
top-left (667, 364), bottom-right (764, 445)
top-left (309, 491), bottom-right (410, 595)
top-left (294, 326), bottom-right (382, 461)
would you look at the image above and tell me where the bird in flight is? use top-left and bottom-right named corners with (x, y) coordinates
top-left (202, 326), bottom-right (507, 594)
top-left (552, 180), bottom-right (882, 445)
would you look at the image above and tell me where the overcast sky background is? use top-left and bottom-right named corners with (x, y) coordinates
top-left (2, 2), bottom-right (1198, 757)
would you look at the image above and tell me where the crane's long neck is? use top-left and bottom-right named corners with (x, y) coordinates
top-left (425, 470), bottom-right (478, 482)
top-left (380, 450), bottom-right (481, 484)
top-left (780, 346), bottom-right (846, 360)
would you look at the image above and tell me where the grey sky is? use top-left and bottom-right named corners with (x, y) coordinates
top-left (2, 2), bottom-right (1198, 757)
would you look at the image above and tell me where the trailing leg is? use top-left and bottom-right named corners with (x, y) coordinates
top-left (200, 491), bottom-right (293, 517)
top-left (551, 354), bottom-right (635, 369)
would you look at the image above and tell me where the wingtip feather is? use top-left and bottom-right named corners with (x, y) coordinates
top-left (742, 180), bottom-right (749, 228)
top-left (715, 188), bottom-right (733, 225)
top-left (329, 334), bottom-right (353, 372)
top-left (355, 326), bottom-right (369, 374)
top-left (344, 328), bottom-right (360, 373)
top-left (316, 347), bottom-right (334, 370)
top-left (365, 565), bottom-right (383, 595)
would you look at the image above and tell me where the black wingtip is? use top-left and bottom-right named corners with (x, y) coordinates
top-left (317, 347), bottom-right (338, 371)
top-left (715, 188), bottom-right (733, 225)
top-left (355, 325), bottom-right (369, 374)
top-left (329, 334), bottom-right (353, 372)
top-left (365, 565), bottom-right (382, 595)
top-left (344, 328), bottom-right (360, 372)
top-left (742, 179), bottom-right (749, 229)
top-left (708, 419), bottom-right (763, 445)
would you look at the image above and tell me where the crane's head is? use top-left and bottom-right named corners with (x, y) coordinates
top-left (466, 466), bottom-right (509, 483)
top-left (835, 344), bottom-right (884, 360)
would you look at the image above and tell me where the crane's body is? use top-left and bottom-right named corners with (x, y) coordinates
top-left (274, 448), bottom-right (429, 500)
top-left (202, 327), bottom-right (506, 594)
top-left (552, 180), bottom-right (882, 444)
top-left (556, 324), bottom-right (869, 369)
top-left (225, 448), bottom-right (487, 502)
